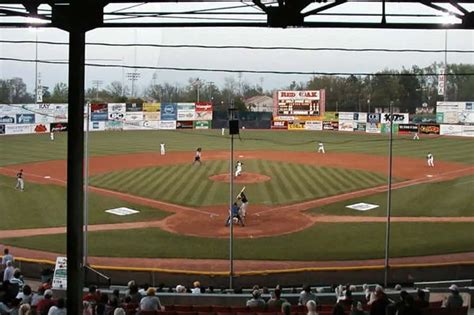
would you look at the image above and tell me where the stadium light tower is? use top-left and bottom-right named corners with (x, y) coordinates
top-left (127, 71), bottom-right (141, 98)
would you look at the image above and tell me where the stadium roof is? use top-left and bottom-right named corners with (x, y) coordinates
top-left (0, 1), bottom-right (473, 30)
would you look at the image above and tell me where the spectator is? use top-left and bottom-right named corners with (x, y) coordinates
top-left (369, 286), bottom-right (391, 315)
top-left (397, 295), bottom-right (421, 315)
top-left (31, 287), bottom-right (46, 307)
top-left (113, 308), bottom-right (126, 315)
top-left (3, 261), bottom-right (15, 282)
top-left (394, 284), bottom-right (402, 291)
top-left (121, 296), bottom-right (137, 315)
top-left (9, 298), bottom-right (21, 315)
top-left (139, 288), bottom-right (164, 312)
top-left (96, 292), bottom-right (111, 315)
top-left (413, 289), bottom-right (429, 309)
top-left (1, 249), bottom-right (14, 268)
top-left (10, 269), bottom-right (24, 288)
top-left (299, 284), bottom-right (320, 306)
top-left (127, 283), bottom-right (141, 304)
top-left (47, 297), bottom-right (66, 315)
top-left (175, 285), bottom-right (186, 293)
top-left (16, 284), bottom-right (33, 305)
top-left (36, 289), bottom-right (55, 315)
top-left (82, 286), bottom-right (99, 304)
top-left (363, 284), bottom-right (371, 302)
top-left (0, 301), bottom-right (11, 314)
top-left (445, 284), bottom-right (463, 308)
top-left (246, 289), bottom-right (266, 308)
top-left (351, 301), bottom-right (368, 315)
top-left (138, 283), bottom-right (149, 296)
top-left (18, 303), bottom-right (31, 315)
top-left (307, 300), bottom-right (319, 315)
top-left (267, 288), bottom-right (287, 310)
top-left (191, 281), bottom-right (201, 294)
top-left (281, 302), bottom-right (291, 315)
top-left (109, 289), bottom-right (120, 309)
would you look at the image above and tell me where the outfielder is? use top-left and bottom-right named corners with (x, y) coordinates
top-left (50, 132), bottom-right (55, 141)
top-left (160, 142), bottom-right (166, 155)
top-left (318, 142), bottom-right (325, 153)
top-left (221, 128), bottom-right (225, 136)
top-left (15, 169), bottom-right (24, 191)
top-left (413, 132), bottom-right (419, 140)
top-left (192, 147), bottom-right (202, 165)
top-left (235, 161), bottom-right (243, 177)
top-left (427, 152), bottom-right (434, 167)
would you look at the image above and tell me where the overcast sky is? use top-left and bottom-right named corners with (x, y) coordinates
top-left (0, 2), bottom-right (473, 95)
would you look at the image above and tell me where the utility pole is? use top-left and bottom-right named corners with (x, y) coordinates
top-left (92, 80), bottom-right (103, 100)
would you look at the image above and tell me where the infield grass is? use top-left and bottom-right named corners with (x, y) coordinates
top-left (2, 222), bottom-right (473, 261)
top-left (308, 175), bottom-right (474, 217)
top-left (89, 160), bottom-right (391, 206)
top-left (0, 130), bottom-right (473, 166)
top-left (0, 174), bottom-right (169, 230)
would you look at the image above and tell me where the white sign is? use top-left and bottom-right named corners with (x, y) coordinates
top-left (338, 112), bottom-right (354, 121)
top-left (52, 257), bottom-right (67, 290)
top-left (438, 69), bottom-right (445, 96)
top-left (346, 203), bottom-right (380, 211)
top-left (381, 113), bottom-right (409, 124)
top-left (338, 120), bottom-right (355, 132)
top-left (5, 124), bottom-right (33, 135)
top-left (125, 112), bottom-right (144, 122)
top-left (105, 207), bottom-right (140, 216)
top-left (159, 120), bottom-right (177, 130)
top-left (277, 90), bottom-right (320, 100)
top-left (304, 120), bottom-right (323, 130)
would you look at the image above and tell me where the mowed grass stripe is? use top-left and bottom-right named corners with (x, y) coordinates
top-left (152, 166), bottom-right (182, 197)
top-left (155, 164), bottom-right (191, 199)
top-left (257, 159), bottom-right (274, 204)
top-left (192, 159), bottom-right (223, 206)
top-left (165, 165), bottom-right (195, 202)
top-left (129, 168), bottom-right (159, 196)
top-left (324, 168), bottom-right (351, 193)
top-left (291, 163), bottom-right (317, 199)
top-left (176, 161), bottom-right (216, 205)
top-left (279, 162), bottom-right (308, 201)
top-left (144, 166), bottom-right (176, 197)
top-left (316, 168), bottom-right (342, 196)
top-left (269, 162), bottom-right (294, 204)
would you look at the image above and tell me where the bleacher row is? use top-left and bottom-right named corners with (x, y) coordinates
top-left (120, 303), bottom-right (469, 315)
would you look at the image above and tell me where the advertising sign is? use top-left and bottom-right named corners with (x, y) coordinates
top-left (0, 124), bottom-right (5, 135)
top-left (161, 103), bottom-right (178, 121)
top-left (52, 257), bottom-right (67, 290)
top-left (90, 121), bottom-right (106, 131)
top-left (276, 90), bottom-right (322, 116)
top-left (107, 103), bottom-right (126, 121)
top-left (106, 121), bottom-right (123, 131)
top-left (338, 112), bottom-right (354, 121)
top-left (142, 120), bottom-right (160, 129)
top-left (143, 102), bottom-right (160, 112)
top-left (125, 103), bottom-right (143, 112)
top-left (193, 121), bottom-right (211, 129)
top-left (419, 124), bottom-right (440, 135)
top-left (355, 122), bottom-right (366, 132)
top-left (288, 121), bottom-right (305, 130)
top-left (367, 113), bottom-right (381, 124)
top-left (398, 124), bottom-right (418, 134)
top-left (122, 121), bottom-right (142, 130)
top-left (177, 102), bottom-right (196, 121)
top-left (5, 124), bottom-right (33, 135)
top-left (143, 112), bottom-right (161, 121)
top-left (440, 124), bottom-right (463, 136)
top-left (366, 122), bottom-right (381, 133)
top-left (125, 112), bottom-right (143, 122)
top-left (35, 113), bottom-right (55, 123)
top-left (176, 121), bottom-right (194, 129)
top-left (304, 120), bottom-right (323, 130)
top-left (91, 103), bottom-right (107, 113)
top-left (0, 115), bottom-right (15, 124)
top-left (271, 121), bottom-right (288, 129)
top-left (16, 114), bottom-right (35, 124)
top-left (159, 120), bottom-right (177, 130)
top-left (462, 125), bottom-right (474, 137)
top-left (381, 113), bottom-right (409, 124)
top-left (323, 121), bottom-right (338, 130)
top-left (195, 102), bottom-right (213, 121)
top-left (91, 112), bottom-right (108, 121)
top-left (354, 112), bottom-right (367, 123)
top-left (33, 124), bottom-right (49, 133)
top-left (50, 122), bottom-right (68, 132)
top-left (338, 120), bottom-right (355, 132)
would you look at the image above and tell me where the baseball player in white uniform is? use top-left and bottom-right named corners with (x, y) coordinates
top-left (413, 132), bottom-right (419, 140)
top-left (318, 142), bottom-right (325, 153)
top-left (160, 142), bottom-right (166, 155)
top-left (16, 169), bottom-right (24, 191)
top-left (50, 132), bottom-right (55, 141)
top-left (235, 161), bottom-right (243, 177)
top-left (221, 128), bottom-right (225, 136)
top-left (427, 152), bottom-right (434, 167)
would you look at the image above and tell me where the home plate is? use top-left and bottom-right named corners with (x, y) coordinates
top-left (426, 175), bottom-right (433, 178)
top-left (44, 176), bottom-right (51, 179)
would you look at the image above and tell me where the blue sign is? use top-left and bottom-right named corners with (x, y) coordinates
top-left (0, 115), bottom-right (15, 123)
top-left (91, 112), bottom-right (108, 121)
top-left (16, 114), bottom-right (35, 124)
top-left (161, 103), bottom-right (177, 121)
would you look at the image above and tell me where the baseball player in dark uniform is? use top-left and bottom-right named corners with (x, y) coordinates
top-left (225, 202), bottom-right (245, 227)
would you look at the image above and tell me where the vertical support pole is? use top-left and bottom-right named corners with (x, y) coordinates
top-left (84, 103), bottom-right (90, 267)
top-left (384, 101), bottom-right (394, 288)
top-left (67, 29), bottom-right (85, 314)
top-left (444, 30), bottom-right (448, 101)
top-left (229, 131), bottom-right (234, 289)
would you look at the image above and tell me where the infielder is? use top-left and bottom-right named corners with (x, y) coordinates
top-left (427, 152), bottom-right (434, 167)
top-left (50, 132), bottom-right (55, 141)
top-left (413, 132), bottom-right (419, 140)
top-left (318, 142), bottom-right (325, 154)
top-left (235, 161), bottom-right (243, 177)
top-left (221, 128), bottom-right (225, 136)
top-left (160, 142), bottom-right (166, 155)
top-left (192, 147), bottom-right (202, 165)
top-left (16, 169), bottom-right (24, 191)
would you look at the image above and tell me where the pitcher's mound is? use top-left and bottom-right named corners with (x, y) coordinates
top-left (209, 172), bottom-right (271, 184)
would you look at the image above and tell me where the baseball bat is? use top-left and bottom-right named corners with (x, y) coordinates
top-left (236, 186), bottom-right (246, 200)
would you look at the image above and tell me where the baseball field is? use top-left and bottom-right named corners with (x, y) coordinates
top-left (0, 129), bottom-right (473, 272)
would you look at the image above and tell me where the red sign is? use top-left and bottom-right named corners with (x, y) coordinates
top-left (34, 124), bottom-right (47, 133)
top-left (195, 102), bottom-right (213, 111)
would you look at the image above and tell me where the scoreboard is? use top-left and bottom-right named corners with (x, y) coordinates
top-left (277, 90), bottom-right (323, 116)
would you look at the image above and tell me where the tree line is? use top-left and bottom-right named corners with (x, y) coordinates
top-left (0, 62), bottom-right (472, 113)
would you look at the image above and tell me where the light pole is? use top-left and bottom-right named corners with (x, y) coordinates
top-left (443, 29), bottom-right (448, 101)
top-left (92, 80), bottom-right (103, 101)
top-left (228, 100), bottom-right (238, 289)
top-left (384, 100), bottom-right (394, 287)
top-left (126, 72), bottom-right (141, 98)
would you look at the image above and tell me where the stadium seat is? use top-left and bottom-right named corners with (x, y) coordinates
top-left (212, 306), bottom-right (231, 312)
top-left (232, 306), bottom-right (251, 312)
top-left (174, 306), bottom-right (194, 312)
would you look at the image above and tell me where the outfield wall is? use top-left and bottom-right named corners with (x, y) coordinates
top-left (1, 103), bottom-right (472, 137)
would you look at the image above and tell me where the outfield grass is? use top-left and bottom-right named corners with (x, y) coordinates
top-left (308, 175), bottom-right (474, 217)
top-left (89, 160), bottom-right (391, 206)
top-left (1, 130), bottom-right (473, 166)
top-left (0, 175), bottom-right (169, 230)
top-left (2, 222), bottom-right (474, 261)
